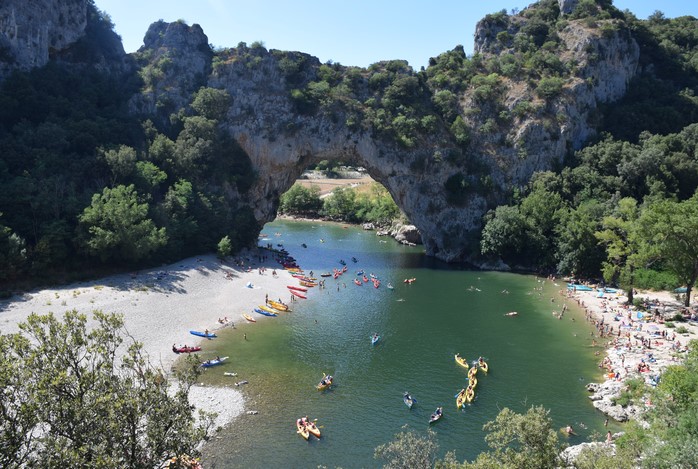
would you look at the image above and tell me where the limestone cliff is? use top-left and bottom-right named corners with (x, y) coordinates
top-left (0, 0), bottom-right (87, 80)
top-left (0, 0), bottom-right (642, 265)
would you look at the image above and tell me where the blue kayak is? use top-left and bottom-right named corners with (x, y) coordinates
top-left (200, 356), bottom-right (228, 368)
top-left (254, 308), bottom-right (277, 317)
top-left (190, 330), bottom-right (217, 338)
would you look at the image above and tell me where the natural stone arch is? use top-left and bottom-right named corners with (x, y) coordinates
top-left (131, 19), bottom-right (639, 264)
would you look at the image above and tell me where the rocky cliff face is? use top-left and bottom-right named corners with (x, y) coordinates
top-left (115, 7), bottom-right (640, 264)
top-left (0, 0), bottom-right (88, 80)
top-left (0, 1), bottom-right (641, 265)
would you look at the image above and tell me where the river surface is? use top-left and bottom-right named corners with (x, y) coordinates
top-left (201, 219), bottom-right (612, 468)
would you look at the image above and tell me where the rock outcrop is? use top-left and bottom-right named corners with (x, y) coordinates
top-left (0, 0), bottom-right (88, 80)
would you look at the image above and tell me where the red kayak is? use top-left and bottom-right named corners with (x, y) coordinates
top-left (173, 345), bottom-right (201, 354)
top-left (290, 290), bottom-right (307, 299)
top-left (287, 285), bottom-right (308, 292)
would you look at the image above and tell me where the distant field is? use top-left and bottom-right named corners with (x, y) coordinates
top-left (296, 176), bottom-right (375, 196)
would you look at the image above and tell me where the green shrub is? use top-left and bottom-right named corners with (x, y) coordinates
top-left (675, 326), bottom-right (689, 334)
top-left (536, 77), bottom-right (565, 99)
top-left (633, 268), bottom-right (678, 291)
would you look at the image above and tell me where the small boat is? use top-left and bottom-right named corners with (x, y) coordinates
top-left (299, 280), bottom-right (317, 287)
top-left (190, 330), bottom-right (217, 339)
top-left (287, 285), bottom-right (308, 292)
top-left (306, 419), bottom-right (321, 438)
top-left (455, 353), bottom-right (469, 370)
top-left (290, 290), bottom-right (307, 299)
top-left (387, 283), bottom-right (394, 290)
top-left (320, 273), bottom-right (332, 277)
top-left (362, 275), bottom-right (369, 283)
top-left (429, 407), bottom-right (443, 424)
top-left (356, 270), bottom-right (364, 276)
top-left (465, 386), bottom-right (475, 403)
top-left (253, 307), bottom-right (277, 317)
top-left (316, 373), bottom-right (333, 391)
top-left (296, 419), bottom-right (310, 440)
top-left (403, 392), bottom-right (416, 409)
top-left (242, 313), bottom-right (256, 323)
top-left (354, 278), bottom-right (362, 286)
top-left (339, 260), bottom-right (346, 265)
top-left (371, 333), bottom-right (381, 345)
top-left (456, 389), bottom-right (466, 409)
top-left (259, 304), bottom-right (281, 314)
top-left (200, 356), bottom-right (228, 368)
top-left (469, 376), bottom-right (478, 389)
top-left (267, 300), bottom-right (289, 312)
top-left (468, 366), bottom-right (478, 380)
top-left (478, 358), bottom-right (489, 373)
top-left (351, 257), bottom-right (358, 263)
top-left (301, 243), bottom-right (307, 248)
top-left (173, 345), bottom-right (202, 354)
top-left (404, 278), bottom-right (416, 284)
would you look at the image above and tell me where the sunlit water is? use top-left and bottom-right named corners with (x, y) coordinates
top-left (200, 219), bottom-right (613, 468)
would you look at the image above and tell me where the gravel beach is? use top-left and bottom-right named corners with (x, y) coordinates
top-left (0, 248), bottom-right (297, 430)
top-left (562, 284), bottom-right (697, 422)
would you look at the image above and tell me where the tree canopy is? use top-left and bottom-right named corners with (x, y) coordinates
top-left (0, 310), bottom-right (213, 468)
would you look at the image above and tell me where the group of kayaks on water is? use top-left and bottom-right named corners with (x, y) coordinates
top-left (397, 355), bottom-right (490, 425)
top-left (454, 354), bottom-right (489, 411)
top-left (296, 416), bottom-right (321, 440)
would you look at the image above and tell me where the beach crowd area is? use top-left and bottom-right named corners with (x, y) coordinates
top-left (0, 247), bottom-right (295, 429)
top-left (562, 282), bottom-right (698, 425)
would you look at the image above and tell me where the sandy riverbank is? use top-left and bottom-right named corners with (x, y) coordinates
top-left (0, 247), bottom-right (300, 430)
top-left (562, 284), bottom-right (697, 423)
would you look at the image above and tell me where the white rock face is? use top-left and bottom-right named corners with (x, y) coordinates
top-left (0, 0), bottom-right (87, 79)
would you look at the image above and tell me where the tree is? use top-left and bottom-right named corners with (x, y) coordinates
top-left (639, 193), bottom-right (698, 306)
top-left (278, 184), bottom-right (322, 216)
top-left (480, 205), bottom-right (528, 266)
top-left (374, 426), bottom-right (439, 469)
top-left (217, 235), bottom-right (232, 258)
top-left (79, 184), bottom-right (167, 262)
top-left (0, 310), bottom-right (213, 468)
top-left (190, 87), bottom-right (231, 121)
top-left (462, 406), bottom-right (562, 468)
top-left (322, 187), bottom-right (357, 221)
top-left (595, 197), bottom-right (642, 304)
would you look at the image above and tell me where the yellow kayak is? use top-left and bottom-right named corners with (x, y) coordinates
top-left (478, 358), bottom-right (489, 373)
top-left (456, 389), bottom-right (466, 409)
top-left (242, 313), bottom-right (256, 323)
top-left (259, 304), bottom-right (281, 314)
top-left (306, 419), bottom-right (321, 438)
top-left (267, 300), bottom-right (289, 312)
top-left (465, 386), bottom-right (475, 403)
top-left (455, 353), bottom-right (469, 370)
top-left (468, 365), bottom-right (478, 379)
top-left (296, 419), bottom-right (310, 440)
top-left (469, 376), bottom-right (478, 389)
top-left (316, 373), bottom-right (333, 391)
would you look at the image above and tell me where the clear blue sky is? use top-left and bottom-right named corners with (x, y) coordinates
top-left (93, 0), bottom-right (698, 70)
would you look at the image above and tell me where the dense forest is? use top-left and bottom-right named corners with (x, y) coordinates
top-left (1, 0), bottom-right (698, 300)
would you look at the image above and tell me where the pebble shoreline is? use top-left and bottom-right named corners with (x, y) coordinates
top-left (560, 283), bottom-right (696, 460)
top-left (0, 248), bottom-right (296, 432)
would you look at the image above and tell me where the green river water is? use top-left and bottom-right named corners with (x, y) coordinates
top-left (200, 219), bottom-right (614, 468)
